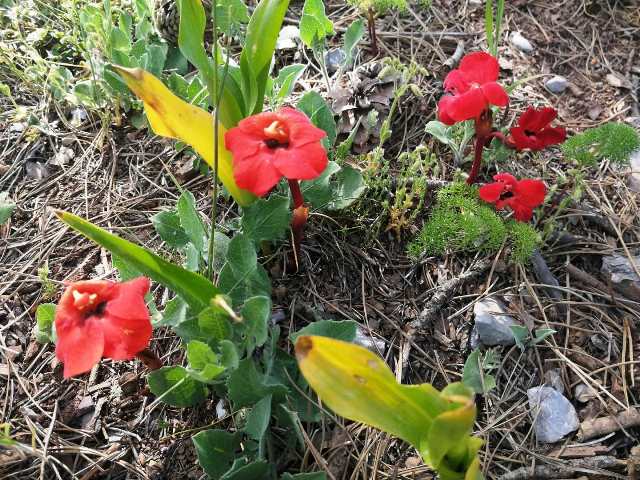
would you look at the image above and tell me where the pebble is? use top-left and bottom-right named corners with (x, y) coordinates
top-left (470, 297), bottom-right (517, 348)
top-left (510, 32), bottom-right (534, 53)
top-left (601, 252), bottom-right (640, 299)
top-left (276, 25), bottom-right (300, 50)
top-left (325, 48), bottom-right (347, 74)
top-left (545, 75), bottom-right (568, 94)
top-left (354, 327), bottom-right (386, 353)
top-left (527, 386), bottom-right (579, 443)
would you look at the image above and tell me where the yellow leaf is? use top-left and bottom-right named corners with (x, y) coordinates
top-left (295, 335), bottom-right (445, 447)
top-left (113, 65), bottom-right (256, 207)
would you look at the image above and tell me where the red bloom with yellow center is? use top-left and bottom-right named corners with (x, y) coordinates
top-left (438, 52), bottom-right (509, 125)
top-left (479, 173), bottom-right (546, 222)
top-left (225, 107), bottom-right (328, 197)
top-left (509, 107), bottom-right (566, 151)
top-left (55, 277), bottom-right (152, 378)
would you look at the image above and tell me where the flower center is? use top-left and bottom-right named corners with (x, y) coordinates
top-left (524, 129), bottom-right (536, 136)
top-left (263, 121), bottom-right (289, 149)
top-left (72, 290), bottom-right (106, 317)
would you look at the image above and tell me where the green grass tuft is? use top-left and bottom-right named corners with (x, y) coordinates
top-left (408, 182), bottom-right (538, 263)
top-left (562, 122), bottom-right (640, 166)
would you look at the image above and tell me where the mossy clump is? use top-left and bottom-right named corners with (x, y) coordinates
top-left (408, 183), bottom-right (540, 263)
top-left (508, 221), bottom-right (540, 264)
top-left (347, 0), bottom-right (408, 14)
top-left (562, 122), bottom-right (640, 166)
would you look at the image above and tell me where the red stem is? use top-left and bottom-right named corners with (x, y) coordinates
top-left (288, 179), bottom-right (304, 209)
top-left (467, 135), bottom-right (488, 185)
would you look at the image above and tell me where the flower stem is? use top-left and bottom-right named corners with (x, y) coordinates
top-left (288, 179), bottom-right (304, 209)
top-left (367, 7), bottom-right (378, 55)
top-left (467, 135), bottom-right (488, 185)
top-left (288, 180), bottom-right (307, 270)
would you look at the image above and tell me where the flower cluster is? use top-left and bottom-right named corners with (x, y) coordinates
top-left (437, 51), bottom-right (567, 222)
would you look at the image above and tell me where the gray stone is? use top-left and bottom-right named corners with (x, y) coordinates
top-left (510, 32), bottom-right (534, 53)
top-left (276, 25), bottom-right (300, 50)
top-left (354, 327), bottom-right (386, 353)
top-left (601, 253), bottom-right (640, 299)
top-left (325, 48), bottom-right (347, 74)
top-left (471, 297), bottom-right (517, 347)
top-left (527, 386), bottom-right (579, 443)
top-left (545, 75), bottom-right (568, 94)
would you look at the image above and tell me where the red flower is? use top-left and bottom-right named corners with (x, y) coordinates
top-left (479, 173), bottom-right (546, 221)
top-left (438, 52), bottom-right (509, 125)
top-left (55, 277), bottom-right (152, 378)
top-left (225, 107), bottom-right (328, 197)
top-left (509, 107), bottom-right (566, 151)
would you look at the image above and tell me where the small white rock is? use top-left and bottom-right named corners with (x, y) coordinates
top-left (510, 32), bottom-right (534, 53)
top-left (528, 386), bottom-right (579, 443)
top-left (276, 25), bottom-right (300, 50)
top-left (545, 75), bottom-right (568, 94)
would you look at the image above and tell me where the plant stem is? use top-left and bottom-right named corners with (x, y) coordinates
top-left (288, 180), bottom-right (307, 270)
top-left (288, 180), bottom-right (304, 209)
top-left (367, 7), bottom-right (378, 55)
top-left (467, 135), bottom-right (487, 185)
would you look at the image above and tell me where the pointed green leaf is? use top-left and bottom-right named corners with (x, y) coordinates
top-left (244, 395), bottom-right (272, 441)
top-left (35, 303), bottom-right (56, 343)
top-left (56, 210), bottom-right (219, 311)
top-left (299, 0), bottom-right (334, 47)
top-left (198, 306), bottom-right (232, 340)
top-left (187, 340), bottom-right (226, 382)
top-left (297, 91), bottom-right (336, 147)
top-left (241, 296), bottom-right (271, 355)
top-left (240, 0), bottom-right (290, 114)
top-left (290, 319), bottom-right (358, 344)
top-left (152, 210), bottom-right (189, 248)
top-left (227, 359), bottom-right (287, 408)
top-left (241, 196), bottom-right (291, 243)
top-left (177, 190), bottom-right (206, 253)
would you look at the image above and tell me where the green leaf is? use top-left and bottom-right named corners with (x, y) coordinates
top-left (510, 325), bottom-right (529, 351)
top-left (241, 296), bottom-right (271, 355)
top-left (148, 366), bottom-right (208, 407)
top-left (241, 196), bottom-right (291, 243)
top-left (290, 319), bottom-right (358, 344)
top-left (342, 19), bottom-right (364, 68)
top-left (533, 328), bottom-right (556, 345)
top-left (223, 461), bottom-right (270, 480)
top-left (220, 339), bottom-right (240, 370)
top-left (112, 254), bottom-right (142, 281)
top-left (35, 303), bottom-right (56, 343)
top-left (227, 359), bottom-right (287, 408)
top-left (281, 473), bottom-right (327, 480)
top-left (462, 349), bottom-right (496, 395)
top-left (273, 64), bottom-right (306, 101)
top-left (299, 0), bottom-right (334, 48)
top-left (216, 0), bottom-right (250, 36)
top-left (198, 305), bottom-right (232, 340)
top-left (193, 429), bottom-right (242, 479)
top-left (156, 296), bottom-right (188, 327)
top-left (177, 190), bottom-right (206, 253)
top-left (178, 0), bottom-right (214, 85)
top-left (56, 210), bottom-right (219, 311)
top-left (218, 234), bottom-right (271, 306)
top-left (328, 165), bottom-right (365, 210)
top-left (425, 120), bottom-right (454, 146)
top-left (211, 231), bottom-right (232, 273)
top-left (0, 192), bottom-right (16, 225)
top-left (151, 210), bottom-right (190, 248)
top-left (187, 340), bottom-right (226, 383)
top-left (244, 395), bottom-right (272, 441)
top-left (297, 91), bottom-right (336, 147)
top-left (240, 0), bottom-right (291, 114)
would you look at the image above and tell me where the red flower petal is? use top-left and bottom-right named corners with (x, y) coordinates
top-left (508, 200), bottom-right (534, 221)
top-left (443, 70), bottom-right (471, 94)
top-left (56, 317), bottom-right (104, 378)
top-left (233, 146), bottom-right (283, 196)
top-left (224, 128), bottom-right (262, 163)
top-left (509, 126), bottom-right (537, 150)
top-left (287, 117), bottom-right (327, 147)
top-left (273, 142), bottom-right (328, 180)
top-left (536, 126), bottom-right (566, 147)
top-left (515, 179), bottom-right (546, 207)
top-left (519, 107), bottom-right (557, 132)
top-left (479, 182), bottom-right (506, 203)
top-left (447, 88), bottom-right (488, 122)
top-left (102, 311), bottom-right (153, 360)
top-left (437, 96), bottom-right (457, 125)
top-left (458, 52), bottom-right (500, 85)
top-left (493, 172), bottom-right (518, 185)
top-left (480, 82), bottom-right (509, 107)
top-left (104, 277), bottom-right (150, 320)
